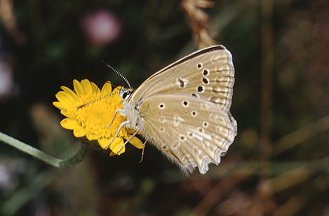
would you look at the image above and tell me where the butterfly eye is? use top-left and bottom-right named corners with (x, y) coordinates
top-left (122, 92), bottom-right (129, 99)
top-left (121, 89), bottom-right (132, 99)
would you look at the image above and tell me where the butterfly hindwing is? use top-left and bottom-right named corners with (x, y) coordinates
top-left (138, 94), bottom-right (237, 174)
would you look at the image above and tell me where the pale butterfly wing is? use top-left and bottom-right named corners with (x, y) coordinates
top-left (122, 45), bottom-right (237, 174)
top-left (130, 45), bottom-right (235, 113)
top-left (138, 94), bottom-right (236, 174)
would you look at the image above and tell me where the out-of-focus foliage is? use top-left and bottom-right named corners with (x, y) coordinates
top-left (0, 0), bottom-right (328, 215)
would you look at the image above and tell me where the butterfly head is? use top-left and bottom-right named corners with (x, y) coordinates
top-left (119, 86), bottom-right (142, 131)
top-left (119, 87), bottom-right (133, 101)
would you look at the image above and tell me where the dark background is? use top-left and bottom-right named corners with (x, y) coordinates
top-left (0, 0), bottom-right (328, 215)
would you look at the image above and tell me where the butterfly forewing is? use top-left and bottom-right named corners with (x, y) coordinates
top-left (130, 45), bottom-right (235, 113)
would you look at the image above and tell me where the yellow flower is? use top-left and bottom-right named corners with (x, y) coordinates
top-left (53, 79), bottom-right (144, 155)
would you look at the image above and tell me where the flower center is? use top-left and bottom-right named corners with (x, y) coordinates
top-left (75, 93), bottom-right (126, 138)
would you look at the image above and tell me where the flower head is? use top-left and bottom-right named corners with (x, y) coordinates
top-left (80, 10), bottom-right (121, 46)
top-left (53, 79), bottom-right (143, 155)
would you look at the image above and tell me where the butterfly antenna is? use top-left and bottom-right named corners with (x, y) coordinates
top-left (102, 60), bottom-right (131, 88)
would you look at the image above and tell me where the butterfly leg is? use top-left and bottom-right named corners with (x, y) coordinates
top-left (139, 140), bottom-right (147, 163)
top-left (105, 109), bottom-right (125, 128)
top-left (116, 129), bottom-right (139, 154)
top-left (105, 120), bottom-right (129, 149)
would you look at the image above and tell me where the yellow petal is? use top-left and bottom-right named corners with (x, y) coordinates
top-left (57, 90), bottom-right (76, 104)
top-left (60, 110), bottom-right (75, 118)
top-left (60, 86), bottom-right (78, 100)
top-left (60, 118), bottom-right (79, 129)
top-left (110, 137), bottom-right (125, 155)
top-left (98, 138), bottom-right (111, 149)
top-left (112, 86), bottom-right (121, 94)
top-left (55, 91), bottom-right (75, 107)
top-left (86, 133), bottom-right (98, 141)
top-left (101, 81), bottom-right (112, 93)
top-left (53, 101), bottom-right (66, 110)
top-left (73, 79), bottom-right (85, 97)
top-left (81, 79), bottom-right (93, 95)
top-left (54, 103), bottom-right (75, 118)
top-left (128, 136), bottom-right (144, 149)
top-left (73, 126), bottom-right (86, 137)
top-left (91, 82), bottom-right (100, 93)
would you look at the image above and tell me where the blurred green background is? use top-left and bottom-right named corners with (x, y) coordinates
top-left (0, 0), bottom-right (328, 215)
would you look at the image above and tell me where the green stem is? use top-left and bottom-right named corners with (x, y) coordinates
top-left (0, 131), bottom-right (90, 168)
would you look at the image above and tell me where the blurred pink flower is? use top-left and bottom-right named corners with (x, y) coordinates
top-left (80, 10), bottom-right (121, 46)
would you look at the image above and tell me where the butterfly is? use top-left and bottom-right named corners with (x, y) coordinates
top-left (117, 45), bottom-right (237, 174)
